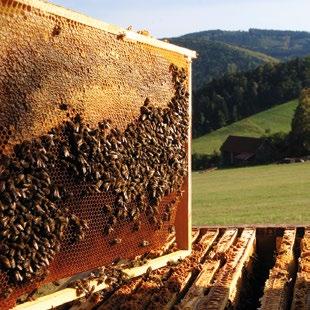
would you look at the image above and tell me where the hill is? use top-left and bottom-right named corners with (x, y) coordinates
top-left (168, 38), bottom-right (278, 91)
top-left (192, 99), bottom-right (298, 155)
top-left (181, 29), bottom-right (310, 60)
top-left (168, 29), bottom-right (310, 89)
top-left (193, 56), bottom-right (310, 137)
top-left (192, 162), bottom-right (310, 225)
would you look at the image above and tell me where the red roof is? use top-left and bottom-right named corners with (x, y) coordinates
top-left (221, 135), bottom-right (263, 154)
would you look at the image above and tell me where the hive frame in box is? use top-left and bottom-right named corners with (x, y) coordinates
top-left (0, 0), bottom-right (196, 309)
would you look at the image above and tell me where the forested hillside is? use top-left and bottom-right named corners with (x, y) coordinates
top-left (193, 99), bottom-right (298, 155)
top-left (168, 29), bottom-right (310, 89)
top-left (168, 38), bottom-right (278, 90)
top-left (193, 57), bottom-right (310, 137)
top-left (180, 29), bottom-right (310, 59)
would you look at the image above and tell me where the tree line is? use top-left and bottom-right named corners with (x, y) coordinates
top-left (193, 56), bottom-right (310, 138)
top-left (192, 88), bottom-right (310, 171)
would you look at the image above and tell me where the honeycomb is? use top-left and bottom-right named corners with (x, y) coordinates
top-left (0, 0), bottom-right (192, 309)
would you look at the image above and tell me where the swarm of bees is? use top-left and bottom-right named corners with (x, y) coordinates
top-left (0, 132), bottom-right (88, 292)
top-left (56, 63), bottom-right (188, 239)
top-left (0, 64), bottom-right (188, 297)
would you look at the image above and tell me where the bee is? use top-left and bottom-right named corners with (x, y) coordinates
top-left (1, 215), bottom-right (10, 227)
top-left (76, 286), bottom-right (84, 296)
top-left (14, 270), bottom-right (23, 282)
top-left (62, 145), bottom-right (70, 158)
top-left (59, 103), bottom-right (68, 111)
top-left (144, 266), bottom-right (153, 278)
top-left (52, 25), bottom-right (61, 36)
top-left (155, 219), bottom-right (163, 230)
top-left (0, 255), bottom-right (11, 268)
top-left (89, 291), bottom-right (101, 303)
top-left (103, 182), bottom-right (111, 192)
top-left (116, 32), bottom-right (126, 40)
top-left (0, 180), bottom-right (6, 193)
top-left (140, 240), bottom-right (150, 247)
top-left (94, 170), bottom-right (101, 180)
top-left (25, 288), bottom-right (38, 301)
top-left (52, 186), bottom-right (61, 200)
top-left (16, 223), bottom-right (24, 231)
top-left (137, 29), bottom-right (151, 36)
top-left (95, 180), bottom-right (103, 191)
top-left (133, 221), bottom-right (141, 232)
top-left (2, 192), bottom-right (12, 204)
top-left (168, 225), bottom-right (176, 234)
top-left (2, 287), bottom-right (13, 298)
top-left (103, 225), bottom-right (114, 236)
top-left (81, 219), bottom-right (89, 230)
top-left (101, 204), bottom-right (112, 215)
top-left (110, 238), bottom-right (122, 245)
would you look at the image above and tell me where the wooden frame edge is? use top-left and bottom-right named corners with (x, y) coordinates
top-left (174, 59), bottom-right (192, 251)
top-left (7, 0), bottom-right (196, 59)
top-left (13, 250), bottom-right (191, 310)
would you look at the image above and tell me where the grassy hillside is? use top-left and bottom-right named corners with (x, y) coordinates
top-left (193, 99), bottom-right (298, 155)
top-left (168, 38), bottom-right (278, 90)
top-left (192, 162), bottom-right (310, 225)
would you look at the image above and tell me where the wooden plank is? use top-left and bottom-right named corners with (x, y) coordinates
top-left (180, 228), bottom-right (238, 309)
top-left (146, 229), bottom-right (219, 310)
top-left (209, 228), bottom-right (238, 259)
top-left (9, 0), bottom-right (196, 59)
top-left (97, 228), bottom-right (204, 310)
top-left (162, 273), bottom-right (192, 310)
top-left (123, 250), bottom-right (190, 279)
top-left (201, 228), bottom-right (256, 310)
top-left (14, 250), bottom-right (190, 310)
top-left (191, 228), bottom-right (200, 244)
top-left (97, 267), bottom-right (157, 310)
top-left (158, 235), bottom-right (176, 255)
top-left (195, 229), bottom-right (220, 261)
top-left (175, 59), bottom-right (193, 251)
top-left (161, 230), bottom-right (219, 310)
top-left (175, 178), bottom-right (191, 250)
top-left (291, 229), bottom-right (310, 310)
top-left (260, 228), bottom-right (296, 310)
top-left (56, 232), bottom-right (178, 293)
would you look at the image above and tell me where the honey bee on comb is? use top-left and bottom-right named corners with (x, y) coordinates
top-left (0, 64), bottom-right (189, 304)
top-left (140, 240), bottom-right (150, 247)
top-left (137, 29), bottom-right (151, 37)
top-left (116, 32), bottom-right (126, 40)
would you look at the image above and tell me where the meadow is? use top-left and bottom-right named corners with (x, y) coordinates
top-left (192, 161), bottom-right (310, 226)
top-left (192, 99), bottom-right (298, 155)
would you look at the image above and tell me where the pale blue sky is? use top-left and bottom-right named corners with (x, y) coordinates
top-left (52, 0), bottom-right (310, 38)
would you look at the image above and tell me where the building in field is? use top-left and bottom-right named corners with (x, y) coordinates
top-left (220, 135), bottom-right (263, 166)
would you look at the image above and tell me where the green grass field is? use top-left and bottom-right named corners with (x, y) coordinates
top-left (193, 99), bottom-right (298, 155)
top-left (192, 162), bottom-right (310, 226)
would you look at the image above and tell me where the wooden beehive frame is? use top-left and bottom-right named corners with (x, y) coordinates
top-left (5, 0), bottom-right (196, 59)
top-left (1, 0), bottom-right (196, 309)
top-left (14, 249), bottom-right (191, 310)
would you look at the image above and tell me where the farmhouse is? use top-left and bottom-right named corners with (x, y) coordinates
top-left (221, 135), bottom-right (263, 165)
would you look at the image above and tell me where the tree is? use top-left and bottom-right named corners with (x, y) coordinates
top-left (193, 56), bottom-right (310, 138)
top-left (291, 89), bottom-right (310, 154)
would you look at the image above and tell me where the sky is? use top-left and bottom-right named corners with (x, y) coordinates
top-left (52, 0), bottom-right (310, 38)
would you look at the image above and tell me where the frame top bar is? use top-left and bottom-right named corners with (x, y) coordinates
top-left (19, 0), bottom-right (197, 59)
